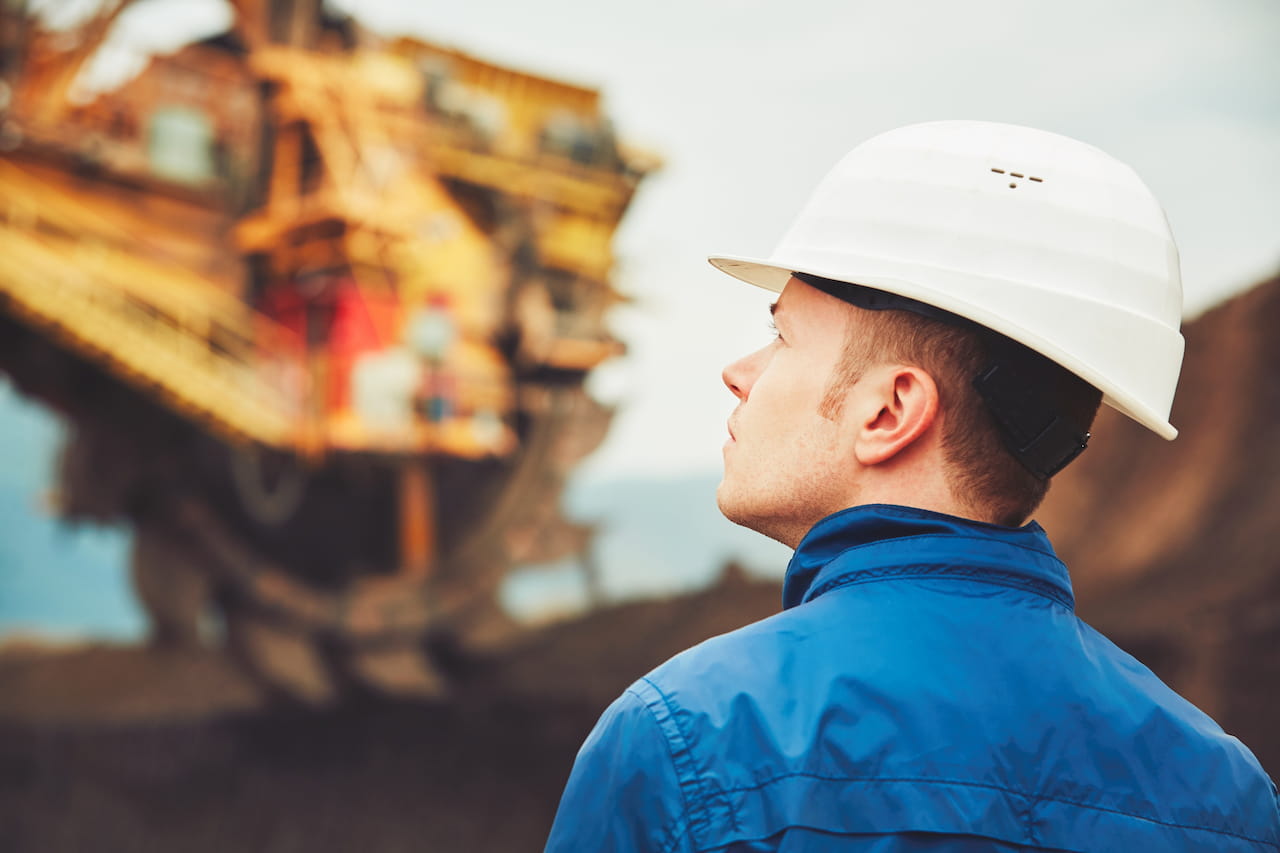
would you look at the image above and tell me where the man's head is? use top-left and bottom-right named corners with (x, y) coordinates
top-left (717, 274), bottom-right (1101, 543)
top-left (712, 121), bottom-right (1184, 544)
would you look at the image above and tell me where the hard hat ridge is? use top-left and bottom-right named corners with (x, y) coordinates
top-left (709, 120), bottom-right (1185, 442)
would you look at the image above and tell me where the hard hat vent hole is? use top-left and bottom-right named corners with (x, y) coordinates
top-left (992, 167), bottom-right (1044, 188)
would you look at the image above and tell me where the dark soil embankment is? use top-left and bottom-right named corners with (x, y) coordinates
top-left (1037, 272), bottom-right (1280, 772)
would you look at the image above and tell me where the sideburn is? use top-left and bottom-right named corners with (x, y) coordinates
top-left (818, 313), bottom-right (887, 420)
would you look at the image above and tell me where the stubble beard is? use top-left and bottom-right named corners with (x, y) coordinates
top-left (716, 475), bottom-right (809, 550)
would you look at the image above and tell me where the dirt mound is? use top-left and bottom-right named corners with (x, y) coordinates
top-left (478, 563), bottom-right (777, 704)
top-left (0, 642), bottom-right (264, 725)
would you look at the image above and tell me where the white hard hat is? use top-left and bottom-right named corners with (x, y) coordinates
top-left (709, 120), bottom-right (1184, 440)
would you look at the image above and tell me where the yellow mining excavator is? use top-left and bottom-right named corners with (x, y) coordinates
top-left (0, 0), bottom-right (654, 702)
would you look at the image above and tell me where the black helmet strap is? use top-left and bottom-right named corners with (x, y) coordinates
top-left (972, 360), bottom-right (1090, 479)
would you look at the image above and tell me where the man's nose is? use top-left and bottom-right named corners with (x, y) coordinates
top-left (722, 349), bottom-right (762, 401)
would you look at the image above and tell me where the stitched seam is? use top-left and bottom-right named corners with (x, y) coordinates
top-left (706, 771), bottom-right (1275, 846)
top-left (638, 677), bottom-right (713, 845)
top-left (839, 504), bottom-right (1048, 539)
top-left (654, 814), bottom-right (691, 853)
top-left (826, 530), bottom-right (1066, 564)
top-left (1024, 792), bottom-right (1041, 847)
top-left (811, 564), bottom-right (1073, 610)
top-left (628, 683), bottom-right (698, 841)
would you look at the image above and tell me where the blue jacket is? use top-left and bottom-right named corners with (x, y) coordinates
top-left (545, 504), bottom-right (1280, 852)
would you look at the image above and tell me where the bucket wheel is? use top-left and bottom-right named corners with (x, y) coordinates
top-left (119, 383), bottom-right (598, 706)
top-left (174, 496), bottom-right (449, 705)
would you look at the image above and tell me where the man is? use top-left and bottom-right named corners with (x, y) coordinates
top-left (544, 121), bottom-right (1280, 851)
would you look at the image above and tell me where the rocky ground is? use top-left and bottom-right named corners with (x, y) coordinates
top-left (0, 570), bottom-right (781, 853)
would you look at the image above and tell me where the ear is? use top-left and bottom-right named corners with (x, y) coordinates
top-left (852, 365), bottom-right (940, 466)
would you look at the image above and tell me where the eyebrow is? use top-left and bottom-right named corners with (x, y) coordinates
top-left (770, 302), bottom-right (779, 317)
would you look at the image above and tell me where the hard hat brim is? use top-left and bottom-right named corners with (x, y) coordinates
top-left (707, 253), bottom-right (1180, 441)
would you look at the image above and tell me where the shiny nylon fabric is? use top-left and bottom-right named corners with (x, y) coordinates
top-left (545, 505), bottom-right (1280, 852)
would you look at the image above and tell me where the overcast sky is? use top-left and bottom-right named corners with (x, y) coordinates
top-left (55, 0), bottom-right (1280, 480)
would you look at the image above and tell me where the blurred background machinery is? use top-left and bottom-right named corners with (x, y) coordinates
top-left (0, 0), bottom-right (655, 703)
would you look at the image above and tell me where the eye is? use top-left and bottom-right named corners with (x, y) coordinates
top-left (767, 319), bottom-right (782, 341)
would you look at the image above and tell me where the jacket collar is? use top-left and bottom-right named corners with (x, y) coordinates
top-left (782, 504), bottom-right (1074, 611)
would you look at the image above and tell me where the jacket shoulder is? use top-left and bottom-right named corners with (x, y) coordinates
top-left (544, 685), bottom-right (696, 853)
top-left (633, 589), bottom-right (1280, 852)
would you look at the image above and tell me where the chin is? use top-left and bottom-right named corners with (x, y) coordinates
top-left (717, 484), bottom-right (809, 548)
top-left (715, 480), bottom-right (745, 525)
top-left (716, 485), bottom-right (763, 533)
top-left (714, 479), bottom-right (734, 517)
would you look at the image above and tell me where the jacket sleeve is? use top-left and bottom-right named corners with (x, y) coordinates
top-left (545, 684), bottom-right (694, 853)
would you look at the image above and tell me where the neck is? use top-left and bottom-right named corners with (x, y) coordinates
top-left (849, 445), bottom-right (990, 527)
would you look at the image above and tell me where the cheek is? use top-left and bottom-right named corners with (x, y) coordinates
top-left (761, 365), bottom-right (832, 427)
top-left (748, 398), bottom-right (842, 472)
